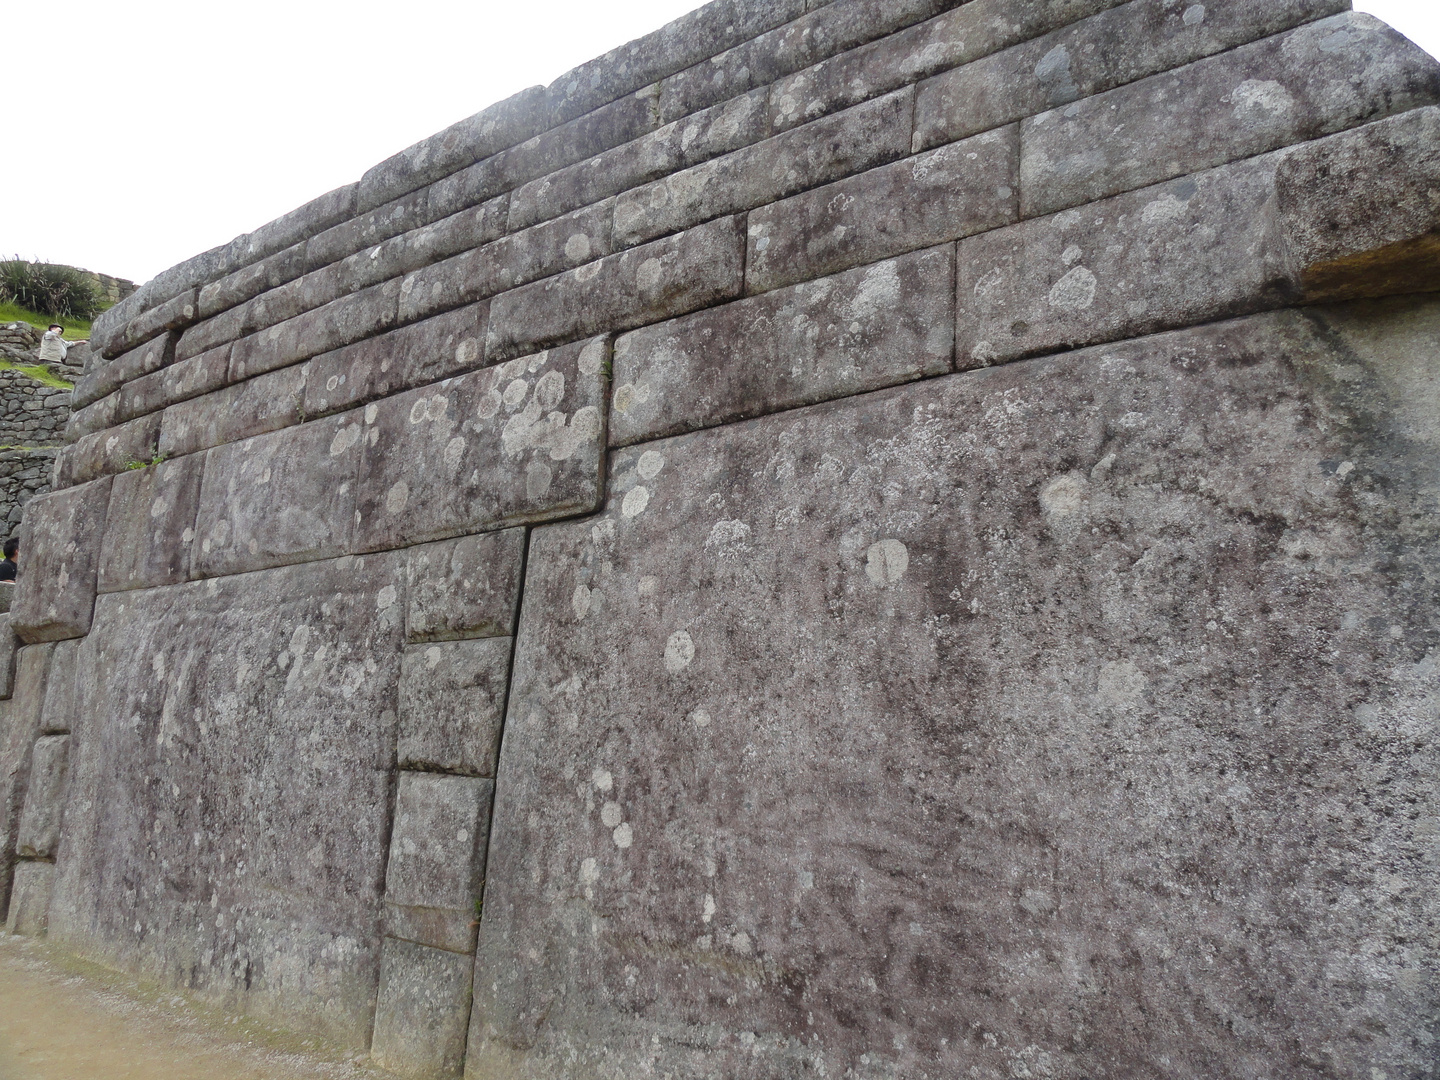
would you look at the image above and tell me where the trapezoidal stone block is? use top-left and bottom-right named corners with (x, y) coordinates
top-left (405, 528), bottom-right (527, 643)
top-left (157, 363), bottom-right (307, 459)
top-left (371, 936), bottom-right (475, 1079)
top-left (0, 643), bottom-right (53, 906)
top-left (0, 615), bottom-right (17, 700)
top-left (397, 638), bottom-right (512, 778)
top-left (5, 860), bottom-right (55, 937)
top-left (11, 479), bottom-right (112, 644)
top-left (16, 734), bottom-right (69, 858)
top-left (97, 453), bottom-right (207, 593)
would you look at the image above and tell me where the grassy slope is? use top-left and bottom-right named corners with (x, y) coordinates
top-left (0, 301), bottom-right (92, 340)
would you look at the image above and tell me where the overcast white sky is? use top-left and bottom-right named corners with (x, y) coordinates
top-left (4, 0), bottom-right (1436, 286)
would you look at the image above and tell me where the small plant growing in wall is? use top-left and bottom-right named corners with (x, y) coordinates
top-left (125, 452), bottom-right (168, 471)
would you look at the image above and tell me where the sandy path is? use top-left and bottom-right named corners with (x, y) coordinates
top-left (0, 935), bottom-right (395, 1080)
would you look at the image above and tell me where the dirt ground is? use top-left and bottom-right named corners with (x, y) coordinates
top-left (0, 934), bottom-right (396, 1080)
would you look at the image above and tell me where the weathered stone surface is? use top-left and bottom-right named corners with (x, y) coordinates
top-left (63, 391), bottom-right (120, 445)
top-left (198, 242), bottom-right (308, 320)
top-left (229, 182), bottom-right (359, 268)
top-left (193, 413), bottom-right (365, 579)
top-left (48, 554), bottom-right (406, 1044)
top-left (97, 454), bottom-right (207, 593)
top-left (487, 216), bottom-right (744, 360)
top-left (354, 339), bottom-right (606, 551)
top-left (747, 126), bottom-right (1018, 294)
top-left (914, 0), bottom-right (1349, 152)
top-left (396, 200), bottom-right (616, 325)
top-left (120, 289), bottom-right (198, 354)
top-left (304, 304), bottom-right (488, 419)
top-left (159, 364), bottom-right (306, 459)
top-left (613, 88), bottom-right (913, 249)
top-left (38, 639), bottom-right (79, 737)
top-left (117, 346), bottom-right (232, 423)
top-left (11, 479), bottom-right (111, 643)
top-left (0, 643), bottom-right (51, 906)
top-left (398, 638), bottom-right (511, 777)
top-left (472, 306), bottom-right (1440, 1079)
top-left (405, 528), bottom-right (526, 644)
top-left (72, 331), bottom-right (174, 411)
top-left (91, 290), bottom-right (146, 359)
top-left (5, 860), bottom-right (54, 936)
top-left (54, 414), bottom-right (161, 488)
top-left (613, 246), bottom-right (954, 445)
top-left (229, 279), bottom-right (401, 383)
top-left (371, 937), bottom-right (474, 1079)
top-left (306, 188), bottom-right (434, 274)
top-left (175, 300), bottom-right (248, 362)
top-left (16, 734), bottom-right (69, 857)
top-left (0, 615), bottom-right (16, 700)
top-left (1020, 13), bottom-right (1440, 218)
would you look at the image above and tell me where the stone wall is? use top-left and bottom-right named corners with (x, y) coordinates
top-left (4, 2), bottom-right (1440, 1077)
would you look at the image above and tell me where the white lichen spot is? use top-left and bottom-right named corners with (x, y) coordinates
top-left (476, 388), bottom-right (503, 420)
top-left (664, 630), bottom-right (695, 673)
top-left (1183, 3), bottom-right (1205, 25)
top-left (592, 767), bottom-right (613, 792)
top-left (365, 403), bottom-right (379, 425)
top-left (1048, 265), bottom-right (1097, 312)
top-left (865, 539), bottom-right (909, 588)
top-left (526, 461), bottom-right (553, 501)
top-left (730, 931), bottom-right (752, 955)
top-left (572, 583), bottom-right (592, 620)
top-left (443, 436), bottom-right (466, 470)
top-left (1141, 193), bottom-right (1188, 227)
top-left (456, 339), bottom-right (480, 366)
top-left (150, 496), bottom-right (169, 519)
top-left (425, 645), bottom-right (442, 670)
top-left (635, 257), bottom-right (665, 294)
top-left (502, 379), bottom-right (530, 409)
top-left (612, 822), bottom-right (633, 849)
top-left (702, 895), bottom-right (716, 923)
top-left (705, 518), bottom-right (752, 559)
top-left (690, 708), bottom-right (711, 728)
top-left (1061, 245), bottom-right (1084, 266)
top-left (1231, 78), bottom-right (1296, 125)
top-left (1096, 659), bottom-right (1147, 710)
top-left (622, 486), bottom-right (650, 518)
top-left (601, 802), bottom-right (623, 828)
top-left (637, 450), bottom-right (666, 480)
top-left (386, 480), bottom-right (409, 514)
top-left (579, 857), bottom-right (600, 886)
top-left (578, 339), bottom-right (606, 376)
top-left (377, 585), bottom-right (398, 611)
top-left (564, 233), bottom-right (593, 262)
top-left (534, 369), bottom-right (565, 411)
top-left (637, 575), bottom-right (658, 596)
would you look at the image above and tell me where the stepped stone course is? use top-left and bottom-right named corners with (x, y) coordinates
top-left (8, 2), bottom-right (1440, 1078)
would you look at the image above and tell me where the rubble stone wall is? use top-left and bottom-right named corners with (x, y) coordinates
top-left (4, 1), bottom-right (1440, 1077)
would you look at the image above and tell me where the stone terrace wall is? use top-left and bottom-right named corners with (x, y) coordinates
top-left (4, 2), bottom-right (1440, 1077)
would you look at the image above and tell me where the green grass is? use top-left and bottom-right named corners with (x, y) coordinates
top-left (0, 360), bottom-right (74, 389)
top-left (0, 301), bottom-right (93, 340)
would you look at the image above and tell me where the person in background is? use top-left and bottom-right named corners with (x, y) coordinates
top-left (0, 537), bottom-right (18, 582)
top-left (37, 324), bottom-right (68, 364)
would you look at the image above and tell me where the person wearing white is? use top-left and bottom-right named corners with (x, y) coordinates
top-left (37, 324), bottom-right (68, 363)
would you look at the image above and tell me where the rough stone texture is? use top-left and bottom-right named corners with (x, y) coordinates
top-left (158, 364), bottom-right (306, 459)
top-left (73, 331), bottom-right (172, 411)
top-left (0, 615), bottom-right (16, 700)
top-left (16, 734), bottom-right (69, 857)
top-left (65, 392), bottom-right (120, 444)
top-left (54, 413), bottom-right (161, 488)
top-left (117, 345), bottom-right (232, 422)
top-left (613, 245), bottom-right (955, 445)
top-left (353, 339), bottom-right (607, 551)
top-left (97, 454), bottom-right (207, 593)
top-left (404, 528), bottom-right (526, 644)
top-left (398, 638), bottom-right (512, 777)
top-left (197, 242), bottom-right (307, 321)
top-left (0, 643), bottom-right (52, 910)
top-left (48, 554), bottom-right (406, 1044)
top-left (10, 479), bottom-right (111, 643)
top-left (371, 937), bottom-right (475, 1079)
top-left (0, 372), bottom-right (72, 448)
top-left (1019, 13), bottom-right (1440, 218)
top-left (0, 449), bottom-right (59, 535)
top-left (38, 639), bottom-right (80, 737)
top-left (4, 860), bottom-right (55, 936)
top-left (473, 305), bottom-right (1440, 1079)
top-left (229, 279), bottom-right (401, 383)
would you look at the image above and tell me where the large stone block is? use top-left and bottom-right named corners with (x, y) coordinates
top-left (119, 289), bottom-right (198, 354)
top-left (63, 391), bottom-right (120, 446)
top-left (470, 307), bottom-right (1440, 1078)
top-left (197, 241), bottom-right (308, 320)
top-left (0, 643), bottom-right (51, 904)
top-left (1020, 12), bottom-right (1440, 218)
top-left (747, 126), bottom-right (1018, 294)
top-left (612, 245), bottom-right (955, 445)
top-left (158, 364), bottom-right (306, 459)
top-left (175, 301), bottom-right (247, 362)
top-left (0, 615), bottom-right (16, 700)
top-left (54, 413), bottom-right (161, 488)
top-left (913, 0), bottom-right (1349, 152)
top-left (398, 638), bottom-right (511, 778)
top-left (5, 860), bottom-right (55, 937)
top-left (193, 413), bottom-right (364, 578)
top-left (11, 479), bottom-right (112, 643)
top-left (38, 638), bottom-right (79, 736)
top-left (47, 554), bottom-right (406, 1044)
top-left (98, 453), bottom-right (207, 593)
top-left (306, 188), bottom-right (433, 274)
top-left (371, 937), bottom-right (475, 1079)
top-left (353, 339), bottom-right (606, 551)
top-left (304, 303), bottom-right (489, 420)
top-left (229, 279), bottom-right (401, 383)
top-left (72, 332), bottom-right (174, 411)
top-left (16, 734), bottom-right (69, 858)
top-left (384, 772), bottom-right (493, 944)
top-left (229, 181), bottom-right (358, 267)
top-left (116, 346), bottom-right (232, 423)
top-left (405, 528), bottom-right (527, 644)
top-left (614, 88), bottom-right (912, 249)
top-left (486, 215), bottom-right (744, 360)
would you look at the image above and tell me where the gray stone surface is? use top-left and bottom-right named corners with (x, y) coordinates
top-left (404, 528), bottom-right (526, 644)
top-left (197, 242), bottom-right (308, 321)
top-left (398, 638), bottom-right (512, 778)
top-left (1019, 13), bottom-right (1440, 218)
top-left (612, 245), bottom-right (954, 445)
top-left (371, 937), bottom-right (474, 1079)
top-left (5, 860), bottom-right (54, 937)
top-left (119, 290), bottom-right (198, 355)
top-left (229, 279), bottom-right (401, 382)
top-left (48, 554), bottom-right (405, 1044)
top-left (0, 643), bottom-right (51, 908)
top-left (486, 215), bottom-right (744, 360)
top-left (471, 306), bottom-right (1440, 1079)
top-left (16, 734), bottom-right (69, 857)
top-left (746, 126), bottom-right (1018, 294)
top-left (175, 300), bottom-right (247, 363)
top-left (913, 0), bottom-right (1350, 152)
top-left (306, 189), bottom-right (434, 275)
top-left (613, 88), bottom-right (914, 249)
top-left (97, 454), bottom-right (207, 593)
top-left (117, 346), bottom-right (232, 423)
top-left (54, 414), bottom-right (161, 488)
top-left (38, 638), bottom-right (79, 737)
top-left (11, 479), bottom-right (111, 643)
top-left (230, 182), bottom-right (359, 268)
top-left (353, 339), bottom-right (606, 552)
top-left (64, 392), bottom-right (120, 445)
top-left (0, 615), bottom-right (16, 700)
top-left (193, 413), bottom-right (364, 579)
top-left (73, 332), bottom-right (173, 411)
top-left (158, 364), bottom-right (306, 459)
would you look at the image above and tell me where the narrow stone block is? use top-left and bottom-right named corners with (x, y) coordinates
top-left (398, 638), bottom-right (512, 778)
top-left (4, 860), bottom-right (54, 937)
top-left (97, 454), bottom-right (207, 593)
top-left (91, 290), bottom-right (145, 359)
top-left (0, 644), bottom-right (53, 904)
top-left (913, 0), bottom-right (1349, 152)
top-left (193, 414), bottom-right (363, 578)
top-left (16, 735), bottom-right (69, 857)
top-left (306, 188), bottom-right (433, 273)
top-left (955, 157), bottom-right (1292, 366)
top-left (229, 279), bottom-right (402, 383)
top-left (614, 245), bottom-right (954, 445)
top-left (0, 615), bottom-right (17, 700)
top-left (63, 392), bottom-right (120, 446)
top-left (54, 414), bottom-right (161, 488)
top-left (159, 364), bottom-right (307, 459)
top-left (1020, 12), bottom-right (1440, 218)
top-left (370, 937), bottom-right (474, 1079)
top-left (231, 182), bottom-right (359, 267)
top-left (405, 528), bottom-right (526, 644)
top-left (175, 301), bottom-right (247, 362)
top-left (385, 772), bottom-right (493, 914)
top-left (613, 88), bottom-right (912, 249)
top-left (117, 346), bottom-right (232, 423)
top-left (72, 332), bottom-right (174, 411)
top-left (119, 289), bottom-right (198, 353)
top-left (38, 639), bottom-right (79, 736)
top-left (487, 216), bottom-right (744, 360)
top-left (11, 479), bottom-right (111, 643)
top-left (304, 304), bottom-right (488, 419)
top-left (197, 241), bottom-right (308, 320)
top-left (354, 339), bottom-right (606, 551)
top-left (747, 126), bottom-right (1018, 295)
